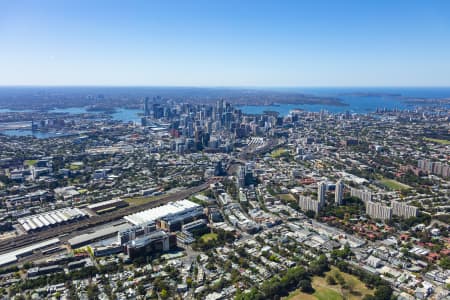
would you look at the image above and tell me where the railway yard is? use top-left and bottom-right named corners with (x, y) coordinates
top-left (0, 182), bottom-right (210, 258)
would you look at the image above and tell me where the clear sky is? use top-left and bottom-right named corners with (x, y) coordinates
top-left (1, 0), bottom-right (450, 87)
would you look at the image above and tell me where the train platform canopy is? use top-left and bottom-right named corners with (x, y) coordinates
top-left (68, 223), bottom-right (132, 248)
top-left (86, 199), bottom-right (128, 214)
top-left (18, 207), bottom-right (87, 232)
top-left (0, 238), bottom-right (60, 267)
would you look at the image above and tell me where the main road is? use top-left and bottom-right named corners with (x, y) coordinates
top-left (0, 181), bottom-right (213, 254)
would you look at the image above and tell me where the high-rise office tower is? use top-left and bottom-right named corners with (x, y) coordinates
top-left (237, 165), bottom-right (245, 188)
top-left (143, 97), bottom-right (149, 116)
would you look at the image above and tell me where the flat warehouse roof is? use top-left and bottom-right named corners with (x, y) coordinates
top-left (124, 199), bottom-right (201, 225)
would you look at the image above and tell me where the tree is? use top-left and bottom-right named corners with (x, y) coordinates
top-left (439, 256), bottom-right (450, 270)
top-left (335, 272), bottom-right (345, 285)
top-left (137, 283), bottom-right (146, 295)
top-left (309, 254), bottom-right (329, 276)
top-left (299, 279), bottom-right (314, 293)
top-left (116, 281), bottom-right (123, 292)
top-left (346, 277), bottom-right (357, 293)
top-left (326, 275), bottom-right (337, 285)
top-left (235, 287), bottom-right (264, 300)
top-left (374, 285), bottom-right (393, 300)
top-left (22, 262), bottom-right (34, 270)
top-left (305, 210), bottom-right (316, 218)
top-left (160, 289), bottom-right (168, 299)
top-left (87, 283), bottom-right (99, 300)
top-left (261, 277), bottom-right (282, 297)
top-left (186, 276), bottom-right (193, 287)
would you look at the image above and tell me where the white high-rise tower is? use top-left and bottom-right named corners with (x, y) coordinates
top-left (318, 181), bottom-right (327, 206)
top-left (335, 180), bottom-right (344, 205)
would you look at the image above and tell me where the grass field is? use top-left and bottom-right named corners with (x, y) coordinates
top-left (69, 164), bottom-right (82, 171)
top-left (424, 137), bottom-right (450, 145)
top-left (284, 290), bottom-right (316, 300)
top-left (271, 148), bottom-right (289, 158)
top-left (124, 195), bottom-right (160, 206)
top-left (278, 193), bottom-right (296, 202)
top-left (284, 267), bottom-right (373, 300)
top-left (285, 285), bottom-right (341, 300)
top-left (24, 160), bottom-right (37, 166)
top-left (189, 195), bottom-right (208, 206)
top-left (200, 233), bottom-right (218, 242)
top-left (379, 178), bottom-right (411, 190)
top-left (314, 288), bottom-right (342, 300)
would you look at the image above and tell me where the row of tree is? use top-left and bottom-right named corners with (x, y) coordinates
top-left (235, 255), bottom-right (331, 300)
top-left (235, 266), bottom-right (312, 300)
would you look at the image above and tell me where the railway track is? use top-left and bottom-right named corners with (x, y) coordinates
top-left (0, 182), bottom-right (210, 254)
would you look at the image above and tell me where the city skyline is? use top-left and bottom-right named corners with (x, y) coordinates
top-left (0, 2), bottom-right (449, 299)
top-left (1, 0), bottom-right (450, 87)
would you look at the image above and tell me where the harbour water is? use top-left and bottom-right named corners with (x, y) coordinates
top-left (1, 88), bottom-right (450, 137)
top-left (111, 108), bottom-right (142, 123)
top-left (50, 107), bottom-right (142, 122)
top-left (0, 130), bottom-right (69, 138)
top-left (0, 108), bottom-right (142, 137)
top-left (239, 87), bottom-right (450, 116)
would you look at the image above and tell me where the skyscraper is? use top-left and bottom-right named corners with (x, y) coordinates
top-left (143, 97), bottom-right (150, 116)
top-left (236, 165), bottom-right (245, 188)
top-left (335, 180), bottom-right (344, 205)
top-left (318, 181), bottom-right (326, 206)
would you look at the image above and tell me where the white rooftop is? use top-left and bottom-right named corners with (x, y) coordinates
top-left (124, 199), bottom-right (200, 225)
top-left (87, 198), bottom-right (124, 209)
top-left (0, 238), bottom-right (60, 267)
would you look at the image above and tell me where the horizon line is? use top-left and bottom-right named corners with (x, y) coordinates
top-left (0, 85), bottom-right (450, 89)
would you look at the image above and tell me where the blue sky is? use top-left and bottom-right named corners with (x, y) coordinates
top-left (1, 0), bottom-right (449, 86)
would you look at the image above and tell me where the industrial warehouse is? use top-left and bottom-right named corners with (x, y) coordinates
top-left (124, 199), bottom-right (205, 230)
top-left (18, 208), bottom-right (88, 232)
